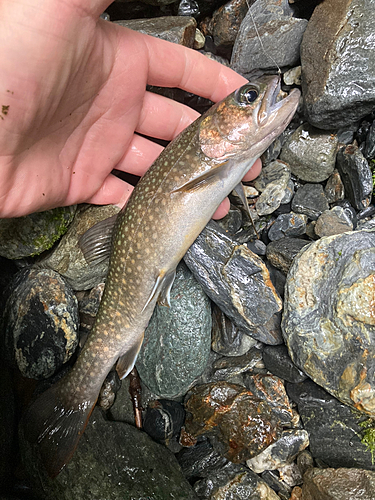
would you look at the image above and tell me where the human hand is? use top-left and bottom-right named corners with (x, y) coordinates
top-left (0, 0), bottom-right (261, 219)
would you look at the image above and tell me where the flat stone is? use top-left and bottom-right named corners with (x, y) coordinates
top-left (314, 206), bottom-right (354, 237)
top-left (301, 0), bottom-right (375, 129)
top-left (291, 184), bottom-right (329, 220)
top-left (266, 237), bottom-right (310, 275)
top-left (254, 160), bottom-right (292, 216)
top-left (268, 212), bottom-right (307, 241)
top-left (280, 123), bottom-right (338, 182)
top-left (282, 229), bottom-right (375, 415)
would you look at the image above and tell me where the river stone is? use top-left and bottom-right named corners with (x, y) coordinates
top-left (291, 184), bottom-right (329, 220)
top-left (336, 144), bottom-right (373, 211)
top-left (2, 268), bottom-right (79, 379)
top-left (301, 0), bottom-right (375, 129)
top-left (287, 379), bottom-right (375, 470)
top-left (302, 468), bottom-right (375, 500)
top-left (314, 206), bottom-right (354, 237)
top-left (115, 16), bottom-right (197, 47)
top-left (210, 0), bottom-right (249, 47)
top-left (40, 205), bottom-right (120, 291)
top-left (20, 407), bottom-right (198, 500)
top-left (184, 221), bottom-right (283, 345)
top-left (262, 344), bottom-right (307, 384)
top-left (268, 213), bottom-right (307, 241)
top-left (282, 229), bottom-right (375, 415)
top-left (253, 160), bottom-right (291, 216)
top-left (231, 0), bottom-right (307, 77)
top-left (136, 262), bottom-right (211, 399)
top-left (266, 237), bottom-right (310, 275)
top-left (0, 206), bottom-right (76, 259)
top-left (280, 124), bottom-right (338, 182)
top-left (324, 170), bottom-right (345, 203)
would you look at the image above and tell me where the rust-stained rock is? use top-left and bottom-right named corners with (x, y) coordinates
top-left (282, 229), bottom-right (375, 415)
top-left (210, 0), bottom-right (250, 47)
top-left (184, 381), bottom-right (282, 463)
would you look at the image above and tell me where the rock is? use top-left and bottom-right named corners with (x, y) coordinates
top-left (216, 206), bottom-right (243, 235)
top-left (336, 144), bottom-right (373, 211)
top-left (283, 66), bottom-right (302, 86)
top-left (262, 344), bottom-right (307, 384)
top-left (253, 160), bottom-right (292, 216)
top-left (143, 399), bottom-right (185, 447)
top-left (176, 438), bottom-right (228, 480)
top-left (178, 0), bottom-right (200, 17)
top-left (184, 381), bottom-right (282, 463)
top-left (282, 229), bottom-right (375, 415)
top-left (324, 170), bottom-right (345, 203)
top-left (210, 0), bottom-right (249, 47)
top-left (268, 213), bottom-right (307, 241)
top-left (115, 16), bottom-right (197, 47)
top-left (20, 407), bottom-right (198, 500)
top-left (194, 462), bottom-right (281, 500)
top-left (302, 467), bottom-right (375, 500)
top-left (2, 268), bottom-right (79, 379)
top-left (210, 347), bottom-right (263, 382)
top-left (266, 237), bottom-right (310, 275)
top-left (280, 123), bottom-right (338, 182)
top-left (291, 184), bottom-right (329, 220)
top-left (0, 206), bottom-right (76, 259)
top-left (231, 0), bottom-right (307, 77)
top-left (136, 262), bottom-right (211, 399)
top-left (287, 379), bottom-right (375, 470)
top-left (246, 429), bottom-right (309, 474)
top-left (184, 221), bottom-right (283, 344)
top-left (314, 206), bottom-right (353, 237)
top-left (40, 205), bottom-right (120, 291)
top-left (363, 120), bottom-right (375, 160)
top-left (301, 0), bottom-right (375, 129)
top-left (261, 469), bottom-right (293, 500)
top-left (211, 304), bottom-right (258, 357)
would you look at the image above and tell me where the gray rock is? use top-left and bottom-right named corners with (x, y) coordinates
top-left (210, 0), bottom-right (249, 47)
top-left (262, 344), bottom-right (307, 384)
top-left (194, 462), bottom-right (280, 500)
top-left (363, 121), bottom-right (375, 160)
top-left (282, 229), bottom-right (375, 415)
top-left (336, 144), bottom-right (373, 211)
top-left (266, 237), bottom-right (310, 274)
top-left (302, 467), bottom-right (375, 500)
top-left (268, 212), bottom-right (307, 241)
top-left (20, 407), bottom-right (198, 500)
top-left (210, 347), bottom-right (263, 382)
top-left (0, 206), bottom-right (76, 259)
top-left (246, 429), bottom-right (309, 474)
top-left (115, 16), bottom-right (197, 47)
top-left (314, 206), bottom-right (353, 237)
top-left (287, 379), bottom-right (375, 470)
top-left (254, 160), bottom-right (292, 216)
top-left (216, 206), bottom-right (243, 235)
top-left (324, 170), bottom-right (345, 203)
top-left (280, 123), bottom-right (338, 182)
top-left (301, 0), bottom-right (375, 129)
top-left (136, 262), bottom-right (211, 399)
top-left (176, 438), bottom-right (228, 480)
top-left (2, 268), bottom-right (79, 379)
top-left (40, 205), bottom-right (120, 291)
top-left (291, 183), bottom-right (329, 220)
top-left (231, 0), bottom-right (307, 77)
top-left (184, 221), bottom-right (283, 344)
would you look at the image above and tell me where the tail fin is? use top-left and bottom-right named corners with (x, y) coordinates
top-left (21, 381), bottom-right (96, 478)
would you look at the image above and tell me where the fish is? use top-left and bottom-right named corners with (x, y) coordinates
top-left (22, 75), bottom-right (300, 477)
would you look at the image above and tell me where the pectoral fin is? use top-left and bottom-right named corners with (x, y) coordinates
top-left (78, 214), bottom-right (118, 265)
top-left (116, 332), bottom-right (145, 380)
top-left (172, 161), bottom-right (229, 193)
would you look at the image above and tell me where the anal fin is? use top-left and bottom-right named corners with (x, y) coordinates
top-left (141, 269), bottom-right (176, 312)
top-left (116, 332), bottom-right (145, 380)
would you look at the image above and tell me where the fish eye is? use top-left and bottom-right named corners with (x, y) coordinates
top-left (235, 85), bottom-right (259, 106)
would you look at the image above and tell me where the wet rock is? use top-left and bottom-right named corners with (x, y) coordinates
top-left (253, 160), bottom-right (292, 216)
top-left (266, 237), bottom-right (310, 274)
top-left (216, 206), bottom-right (242, 235)
top-left (231, 0), bottom-right (307, 77)
top-left (0, 206), bottom-right (76, 259)
top-left (283, 66), bottom-right (301, 86)
top-left (363, 120), bottom-right (375, 160)
top-left (282, 229), bottom-right (375, 415)
top-left (301, 0), bottom-right (375, 129)
top-left (97, 369), bottom-right (121, 411)
top-left (247, 239), bottom-right (267, 256)
top-left (210, 347), bottom-right (263, 382)
top-left (143, 399), bottom-right (185, 447)
top-left (302, 467), bottom-right (375, 500)
top-left (336, 144), bottom-right (373, 211)
top-left (211, 304), bottom-right (258, 356)
top-left (40, 205), bottom-right (119, 291)
top-left (115, 16), bottom-right (197, 47)
top-left (291, 184), bottom-right (329, 220)
top-left (324, 170), bottom-right (345, 203)
top-left (262, 344), bottom-right (307, 384)
top-left (280, 124), bottom-right (338, 182)
top-left (194, 462), bottom-right (280, 500)
top-left (314, 206), bottom-right (353, 237)
top-left (287, 379), bottom-right (375, 470)
top-left (2, 268), bottom-right (79, 379)
top-left (178, 0), bottom-right (199, 17)
top-left (184, 381), bottom-right (282, 463)
top-left (261, 469), bottom-right (293, 500)
top-left (193, 28), bottom-right (205, 49)
top-left (210, 0), bottom-right (249, 47)
top-left (177, 438), bottom-right (228, 479)
top-left (136, 262), bottom-right (211, 399)
top-left (246, 429), bottom-right (309, 474)
top-left (20, 407), bottom-right (198, 500)
top-left (268, 213), bottom-right (307, 241)
top-left (76, 283), bottom-right (105, 343)
top-left (184, 221), bottom-right (283, 344)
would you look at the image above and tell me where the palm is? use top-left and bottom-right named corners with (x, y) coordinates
top-left (0, 0), bottom-right (260, 218)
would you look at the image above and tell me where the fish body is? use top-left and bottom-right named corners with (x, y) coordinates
top-left (23, 76), bottom-right (300, 477)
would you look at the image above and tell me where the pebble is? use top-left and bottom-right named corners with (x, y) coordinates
top-left (268, 212), bottom-right (307, 241)
top-left (143, 399), bottom-right (185, 447)
top-left (314, 206), bottom-right (354, 237)
top-left (209, 0), bottom-right (249, 48)
top-left (262, 344), bottom-right (307, 384)
top-left (324, 169), bottom-right (345, 203)
top-left (266, 237), bottom-right (310, 275)
top-left (291, 183), bottom-right (329, 220)
top-left (253, 160), bottom-right (292, 216)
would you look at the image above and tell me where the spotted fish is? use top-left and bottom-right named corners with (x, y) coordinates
top-left (22, 76), bottom-right (300, 477)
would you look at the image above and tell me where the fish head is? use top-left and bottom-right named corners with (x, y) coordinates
top-left (199, 75), bottom-right (300, 160)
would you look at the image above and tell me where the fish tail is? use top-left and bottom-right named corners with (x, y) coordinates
top-left (21, 380), bottom-right (96, 478)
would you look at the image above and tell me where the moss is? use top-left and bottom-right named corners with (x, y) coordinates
top-left (359, 418), bottom-right (375, 465)
top-left (29, 207), bottom-right (75, 257)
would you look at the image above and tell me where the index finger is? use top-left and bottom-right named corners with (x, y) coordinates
top-left (142, 33), bottom-right (247, 102)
